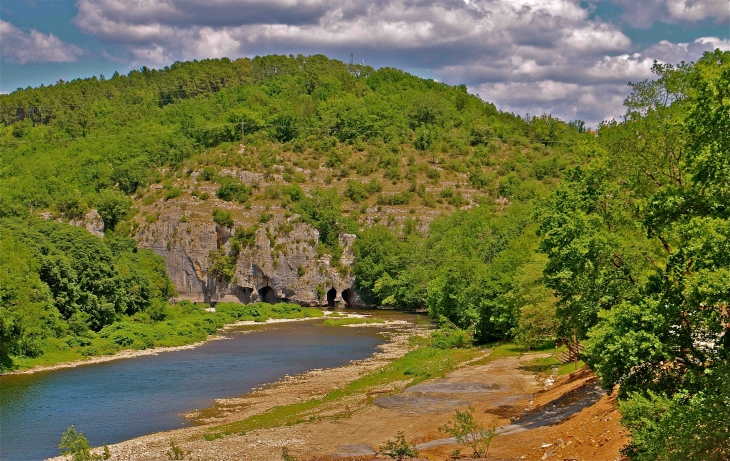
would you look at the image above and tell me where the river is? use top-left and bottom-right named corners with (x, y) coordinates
top-left (0, 312), bottom-right (421, 461)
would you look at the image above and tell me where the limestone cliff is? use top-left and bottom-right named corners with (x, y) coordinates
top-left (134, 209), bottom-right (361, 307)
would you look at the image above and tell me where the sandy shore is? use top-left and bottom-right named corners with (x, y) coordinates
top-left (3, 315), bottom-right (327, 376)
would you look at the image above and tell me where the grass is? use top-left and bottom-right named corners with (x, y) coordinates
top-left (205, 345), bottom-right (481, 438)
top-left (322, 317), bottom-right (385, 326)
top-left (519, 346), bottom-right (586, 376)
top-left (466, 342), bottom-right (526, 366)
top-left (9, 302), bottom-right (323, 371)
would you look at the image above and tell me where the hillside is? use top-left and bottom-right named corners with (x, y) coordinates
top-left (0, 53), bottom-right (588, 320)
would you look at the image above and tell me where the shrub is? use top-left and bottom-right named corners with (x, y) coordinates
top-left (216, 177), bottom-right (251, 202)
top-left (233, 225), bottom-right (257, 248)
top-left (166, 440), bottom-right (188, 460)
top-left (377, 431), bottom-right (419, 460)
top-left (447, 191), bottom-right (466, 207)
top-left (439, 407), bottom-right (497, 458)
top-left (59, 425), bottom-right (111, 461)
top-left (199, 166), bottom-right (216, 181)
top-left (431, 319), bottom-right (472, 349)
top-left (147, 300), bottom-right (169, 321)
top-left (212, 208), bottom-right (234, 228)
top-left (377, 192), bottom-right (413, 206)
top-left (469, 123), bottom-right (494, 146)
top-left (344, 179), bottom-right (369, 203)
top-left (165, 187), bottom-right (182, 200)
top-left (365, 178), bottom-right (383, 194)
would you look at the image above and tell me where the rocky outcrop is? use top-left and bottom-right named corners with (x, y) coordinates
top-left (69, 209), bottom-right (105, 238)
top-left (41, 209), bottom-right (106, 237)
top-left (134, 211), bottom-right (362, 307)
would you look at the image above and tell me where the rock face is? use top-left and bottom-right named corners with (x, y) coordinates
top-left (134, 211), bottom-right (362, 307)
top-left (69, 210), bottom-right (105, 238)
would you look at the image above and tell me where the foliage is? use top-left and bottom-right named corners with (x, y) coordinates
top-left (211, 208), bottom-right (234, 227)
top-left (377, 431), bottom-right (419, 460)
top-left (539, 50), bottom-right (730, 458)
top-left (294, 187), bottom-right (347, 249)
top-left (0, 218), bottom-right (177, 368)
top-left (5, 293), bottom-right (319, 371)
top-left (166, 440), bottom-right (188, 460)
top-left (430, 319), bottom-right (472, 349)
top-left (59, 426), bottom-right (110, 461)
top-left (216, 177), bottom-right (251, 202)
top-left (354, 204), bottom-right (541, 341)
top-left (439, 407), bottom-right (498, 458)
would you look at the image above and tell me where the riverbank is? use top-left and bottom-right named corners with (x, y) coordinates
top-left (3, 303), bottom-right (326, 376)
top-left (48, 334), bottom-right (628, 461)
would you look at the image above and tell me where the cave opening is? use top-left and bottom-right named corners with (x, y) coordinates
top-left (258, 286), bottom-right (278, 304)
top-left (326, 288), bottom-right (337, 307)
top-left (341, 288), bottom-right (354, 306)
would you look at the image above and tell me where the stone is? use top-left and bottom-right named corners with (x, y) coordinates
top-left (135, 211), bottom-right (363, 307)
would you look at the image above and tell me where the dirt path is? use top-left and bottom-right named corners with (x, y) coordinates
top-left (50, 339), bottom-right (628, 461)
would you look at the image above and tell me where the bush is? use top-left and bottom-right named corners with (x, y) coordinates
top-left (216, 177), bottom-right (251, 202)
top-left (212, 208), bottom-right (234, 228)
top-left (343, 179), bottom-right (369, 203)
top-left (439, 407), bottom-right (497, 458)
top-left (431, 319), bottom-right (472, 349)
top-left (199, 166), bottom-right (216, 181)
top-left (95, 188), bottom-right (132, 231)
top-left (165, 187), bottom-right (182, 200)
top-left (377, 431), bottom-right (419, 460)
top-left (469, 123), bottom-right (494, 146)
top-left (146, 300), bottom-right (169, 321)
top-left (59, 425), bottom-right (110, 461)
top-left (376, 192), bottom-right (413, 206)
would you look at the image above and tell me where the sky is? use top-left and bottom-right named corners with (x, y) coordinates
top-left (1, 0), bottom-right (728, 127)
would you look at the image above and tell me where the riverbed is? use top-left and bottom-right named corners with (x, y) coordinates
top-left (0, 312), bottom-right (422, 461)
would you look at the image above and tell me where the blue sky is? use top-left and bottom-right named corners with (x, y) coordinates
top-left (1, 0), bottom-right (728, 126)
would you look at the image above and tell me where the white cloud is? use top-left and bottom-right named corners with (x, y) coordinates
top-left (0, 20), bottom-right (83, 64)
top-left (69, 0), bottom-right (729, 126)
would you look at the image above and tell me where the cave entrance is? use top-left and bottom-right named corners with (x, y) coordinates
top-left (326, 288), bottom-right (337, 307)
top-left (232, 286), bottom-right (252, 304)
top-left (258, 286), bottom-right (278, 304)
top-left (341, 288), bottom-right (354, 307)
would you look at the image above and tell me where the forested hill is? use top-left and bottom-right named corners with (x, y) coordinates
top-left (0, 53), bottom-right (589, 372)
top-left (0, 54), bottom-right (585, 221)
top-left (2, 51), bottom-right (730, 459)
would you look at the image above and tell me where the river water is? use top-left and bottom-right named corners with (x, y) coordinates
top-left (0, 312), bottom-right (421, 461)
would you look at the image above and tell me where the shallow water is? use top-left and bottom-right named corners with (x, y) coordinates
top-left (0, 312), bottom-right (421, 461)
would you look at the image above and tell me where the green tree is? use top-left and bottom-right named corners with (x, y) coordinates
top-left (294, 187), bottom-right (344, 248)
top-left (95, 188), bottom-right (132, 232)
